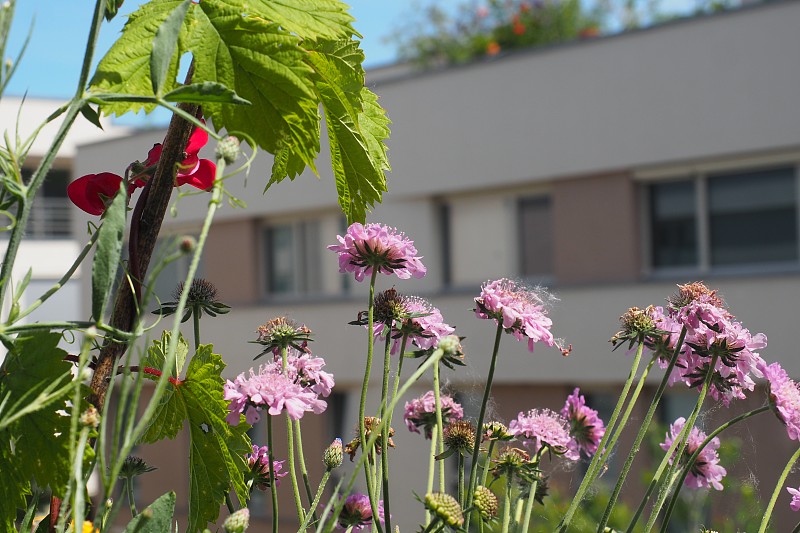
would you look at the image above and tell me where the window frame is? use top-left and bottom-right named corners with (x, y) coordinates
top-left (640, 161), bottom-right (800, 278)
top-left (260, 218), bottom-right (323, 299)
top-left (516, 194), bottom-right (555, 284)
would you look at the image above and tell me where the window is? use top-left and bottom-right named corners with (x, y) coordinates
top-left (518, 196), bottom-right (554, 279)
top-left (648, 166), bottom-right (798, 271)
top-left (263, 220), bottom-right (321, 296)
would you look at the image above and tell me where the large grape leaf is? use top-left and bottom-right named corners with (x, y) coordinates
top-left (0, 332), bottom-right (86, 497)
top-left (305, 40), bottom-right (390, 222)
top-left (89, 0), bottom-right (192, 115)
top-left (0, 439), bottom-right (31, 533)
top-left (138, 337), bottom-right (250, 533)
top-left (189, 0), bottom-right (321, 168)
top-left (245, 0), bottom-right (358, 40)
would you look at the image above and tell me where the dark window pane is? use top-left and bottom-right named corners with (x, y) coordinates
top-left (518, 196), bottom-right (553, 278)
top-left (266, 224), bottom-right (295, 293)
top-left (650, 180), bottom-right (697, 268)
top-left (709, 168), bottom-right (797, 266)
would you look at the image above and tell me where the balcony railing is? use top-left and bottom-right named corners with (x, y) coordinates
top-left (25, 198), bottom-right (73, 239)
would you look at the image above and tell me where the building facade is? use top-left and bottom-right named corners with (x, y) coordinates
top-left (74, 2), bottom-right (800, 530)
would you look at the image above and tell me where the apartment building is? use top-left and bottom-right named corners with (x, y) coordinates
top-left (74, 1), bottom-right (800, 530)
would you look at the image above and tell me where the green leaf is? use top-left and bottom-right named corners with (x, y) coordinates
top-left (163, 82), bottom-right (251, 105)
top-left (90, 0), bottom-right (192, 115)
top-left (0, 333), bottom-right (87, 496)
top-left (0, 439), bottom-right (31, 532)
top-left (79, 102), bottom-right (104, 130)
top-left (105, 0), bottom-right (126, 21)
top-left (245, 0), bottom-right (358, 40)
top-left (142, 331), bottom-right (189, 380)
top-left (91, 180), bottom-right (126, 321)
top-left (123, 491), bottom-right (176, 533)
top-left (138, 340), bottom-right (250, 533)
top-left (267, 143), bottom-right (310, 191)
top-left (151, 0), bottom-right (192, 96)
top-left (190, 0), bottom-right (321, 168)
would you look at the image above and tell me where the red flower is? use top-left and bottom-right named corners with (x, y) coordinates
top-left (137, 124), bottom-right (215, 191)
top-left (67, 172), bottom-right (124, 215)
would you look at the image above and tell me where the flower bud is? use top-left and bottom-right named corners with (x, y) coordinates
top-left (473, 485), bottom-right (498, 519)
top-left (80, 406), bottom-right (100, 428)
top-left (223, 508), bottom-right (250, 533)
top-left (423, 493), bottom-right (463, 527)
top-left (180, 236), bottom-right (196, 254)
top-left (216, 136), bottom-right (241, 165)
top-left (438, 335), bottom-right (462, 357)
top-left (323, 438), bottom-right (343, 469)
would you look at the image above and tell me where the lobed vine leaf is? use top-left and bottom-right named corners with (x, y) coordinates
top-left (245, 0), bottom-right (358, 40)
top-left (122, 491), bottom-right (176, 533)
top-left (138, 337), bottom-right (250, 532)
top-left (0, 333), bottom-right (92, 502)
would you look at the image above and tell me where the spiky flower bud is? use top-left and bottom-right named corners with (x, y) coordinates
top-left (324, 438), bottom-right (343, 469)
top-left (253, 317), bottom-right (312, 359)
top-left (438, 335), bottom-right (463, 357)
top-left (424, 492), bottom-right (464, 528)
top-left (216, 136), bottom-right (241, 165)
top-left (80, 406), bottom-right (100, 428)
top-left (482, 421), bottom-right (512, 442)
top-left (473, 486), bottom-right (498, 519)
top-left (223, 508), bottom-right (250, 533)
top-left (119, 456), bottom-right (157, 479)
top-left (443, 420), bottom-right (476, 455)
top-left (610, 306), bottom-right (662, 350)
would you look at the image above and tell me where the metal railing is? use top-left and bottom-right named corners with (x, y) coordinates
top-left (25, 198), bottom-right (73, 239)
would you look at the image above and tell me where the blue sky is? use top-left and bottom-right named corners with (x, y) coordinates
top-left (4, 1), bottom-right (459, 100)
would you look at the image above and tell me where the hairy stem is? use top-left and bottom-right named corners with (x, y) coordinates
top-left (759, 446), bottom-right (800, 533)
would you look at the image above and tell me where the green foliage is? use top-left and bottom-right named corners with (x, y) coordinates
top-left (0, 332), bottom-right (92, 529)
top-left (139, 335), bottom-right (251, 532)
top-left (123, 491), bottom-right (177, 533)
top-left (91, 180), bottom-right (126, 321)
top-left (88, 0), bottom-right (390, 223)
top-left (391, 0), bottom-right (603, 69)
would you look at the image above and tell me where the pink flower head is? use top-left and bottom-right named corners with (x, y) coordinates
top-left (246, 444), bottom-right (287, 490)
top-left (337, 492), bottom-right (384, 531)
top-left (508, 408), bottom-right (577, 460)
top-left (474, 279), bottom-right (556, 352)
top-left (788, 487), bottom-right (800, 511)
top-left (328, 222), bottom-right (426, 282)
top-left (760, 361), bottom-right (800, 441)
top-left (223, 365), bottom-right (327, 425)
top-left (372, 296), bottom-right (455, 354)
top-left (404, 391), bottom-right (464, 439)
top-left (660, 417), bottom-right (726, 491)
top-left (560, 388), bottom-right (606, 459)
top-left (263, 350), bottom-right (335, 398)
top-left (67, 172), bottom-right (124, 215)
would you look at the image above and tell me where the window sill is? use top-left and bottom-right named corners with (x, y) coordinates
top-left (645, 261), bottom-right (800, 282)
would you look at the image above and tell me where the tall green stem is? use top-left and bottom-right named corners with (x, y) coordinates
top-left (281, 346), bottom-right (306, 525)
top-left (480, 440), bottom-right (496, 487)
top-left (595, 328), bottom-right (687, 532)
top-left (758, 446), bottom-right (800, 533)
top-left (464, 324), bottom-right (504, 532)
top-left (641, 353), bottom-right (719, 533)
top-left (294, 420), bottom-right (316, 511)
top-left (267, 416), bottom-right (279, 533)
top-left (433, 362), bottom-right (446, 493)
top-left (557, 340), bottom-right (646, 532)
top-left (192, 307), bottom-right (201, 353)
top-left (501, 473), bottom-right (514, 533)
top-left (299, 469), bottom-right (332, 532)
top-left (379, 331), bottom-right (393, 533)
top-left (457, 453), bottom-right (465, 507)
top-left (425, 431), bottom-right (438, 525)
top-left (520, 477), bottom-right (539, 533)
top-left (659, 405), bottom-right (770, 532)
top-left (358, 269), bottom-right (382, 533)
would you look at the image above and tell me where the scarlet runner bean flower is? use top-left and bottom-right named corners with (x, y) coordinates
top-left (67, 125), bottom-right (216, 215)
top-left (404, 390), bottom-right (464, 439)
top-left (328, 222), bottom-right (426, 282)
top-left (474, 278), bottom-right (567, 353)
top-left (337, 493), bottom-right (385, 531)
top-left (508, 408), bottom-right (578, 460)
top-left (760, 361), bottom-right (800, 441)
top-left (659, 417), bottom-right (726, 490)
top-left (560, 387), bottom-right (606, 459)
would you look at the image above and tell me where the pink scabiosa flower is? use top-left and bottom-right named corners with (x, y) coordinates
top-left (474, 278), bottom-right (562, 353)
top-left (760, 361), bottom-right (800, 441)
top-left (337, 493), bottom-right (385, 531)
top-left (258, 349), bottom-right (335, 398)
top-left (508, 408), bottom-right (577, 460)
top-left (368, 291), bottom-right (455, 354)
top-left (404, 391), bottom-right (464, 439)
top-left (328, 222), bottom-right (426, 282)
top-left (223, 365), bottom-right (327, 425)
top-left (788, 487), bottom-right (800, 511)
top-left (660, 417), bottom-right (726, 491)
top-left (246, 444), bottom-right (287, 490)
top-left (560, 388), bottom-right (606, 459)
